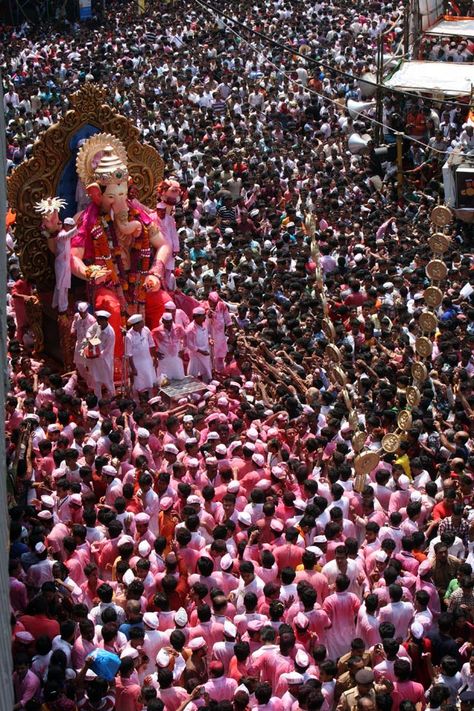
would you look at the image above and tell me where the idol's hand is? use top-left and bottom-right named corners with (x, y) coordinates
top-left (144, 274), bottom-right (161, 292)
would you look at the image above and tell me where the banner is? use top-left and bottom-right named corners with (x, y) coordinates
top-left (138, 0), bottom-right (145, 14)
top-left (456, 167), bottom-right (474, 209)
top-left (79, 0), bottom-right (92, 19)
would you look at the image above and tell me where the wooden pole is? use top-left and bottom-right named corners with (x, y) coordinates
top-left (375, 33), bottom-right (384, 146)
top-left (396, 132), bottom-right (404, 200)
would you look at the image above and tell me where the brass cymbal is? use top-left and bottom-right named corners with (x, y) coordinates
top-left (430, 205), bottom-right (453, 227)
top-left (352, 431), bottom-right (367, 453)
top-left (411, 361), bottom-right (428, 383)
top-left (342, 388), bottom-right (352, 411)
top-left (424, 286), bottom-right (443, 309)
top-left (322, 317), bottom-right (336, 341)
top-left (382, 432), bottom-right (400, 453)
top-left (332, 366), bottom-right (348, 387)
top-left (348, 411), bottom-right (359, 430)
top-left (397, 410), bottom-right (413, 431)
top-left (325, 343), bottom-right (342, 363)
top-left (418, 311), bottom-right (438, 333)
top-left (354, 451), bottom-right (380, 476)
top-left (426, 259), bottom-right (448, 282)
top-left (428, 233), bottom-right (450, 254)
top-left (406, 385), bottom-right (421, 407)
top-left (415, 336), bottom-right (433, 359)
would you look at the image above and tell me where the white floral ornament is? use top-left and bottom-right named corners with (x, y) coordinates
top-left (34, 197), bottom-right (67, 216)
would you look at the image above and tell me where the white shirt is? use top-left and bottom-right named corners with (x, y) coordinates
top-left (378, 600), bottom-right (415, 641)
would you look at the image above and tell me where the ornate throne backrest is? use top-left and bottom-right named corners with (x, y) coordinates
top-left (7, 84), bottom-right (164, 290)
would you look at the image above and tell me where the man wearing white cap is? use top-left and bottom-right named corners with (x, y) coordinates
top-left (103, 465), bottom-right (123, 507)
top-left (184, 637), bottom-right (208, 686)
top-left (132, 428), bottom-right (154, 470)
top-left (152, 312), bottom-right (185, 380)
top-left (177, 414), bottom-right (198, 449)
top-left (141, 613), bottom-right (167, 676)
top-left (211, 619), bottom-right (237, 673)
top-left (164, 299), bottom-right (189, 333)
top-left (134, 512), bottom-right (155, 547)
top-left (280, 671), bottom-right (304, 709)
top-left (26, 541), bottom-right (54, 591)
top-left (85, 311), bottom-right (115, 398)
top-left (51, 216), bottom-right (77, 313)
top-left (70, 302), bottom-right (96, 386)
top-left (125, 313), bottom-right (157, 395)
top-left (185, 307), bottom-right (212, 383)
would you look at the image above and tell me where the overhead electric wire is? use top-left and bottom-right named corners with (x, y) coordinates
top-left (194, 0), bottom-right (451, 157)
top-left (193, 0), bottom-right (471, 109)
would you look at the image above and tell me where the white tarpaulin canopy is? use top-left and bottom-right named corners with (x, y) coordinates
top-left (384, 60), bottom-right (474, 96)
top-left (425, 17), bottom-right (474, 38)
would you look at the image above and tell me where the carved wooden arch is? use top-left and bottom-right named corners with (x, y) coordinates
top-left (7, 84), bottom-right (164, 288)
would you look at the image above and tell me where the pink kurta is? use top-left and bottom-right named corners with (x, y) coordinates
top-left (206, 302), bottom-right (231, 359)
top-left (355, 607), bottom-right (381, 647)
top-left (204, 676), bottom-right (238, 702)
top-left (323, 591), bottom-right (361, 660)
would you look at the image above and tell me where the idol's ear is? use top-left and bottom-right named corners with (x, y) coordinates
top-left (86, 183), bottom-right (103, 206)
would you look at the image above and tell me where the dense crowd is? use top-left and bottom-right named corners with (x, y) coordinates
top-left (3, 0), bottom-right (474, 709)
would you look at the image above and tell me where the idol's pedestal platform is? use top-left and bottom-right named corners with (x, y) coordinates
top-left (159, 376), bottom-right (208, 406)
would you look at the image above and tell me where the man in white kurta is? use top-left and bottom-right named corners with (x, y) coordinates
top-left (70, 302), bottom-right (96, 386)
top-left (152, 313), bottom-right (185, 380)
top-left (86, 310), bottom-right (116, 399)
top-left (185, 307), bottom-right (212, 383)
top-left (125, 314), bottom-right (157, 395)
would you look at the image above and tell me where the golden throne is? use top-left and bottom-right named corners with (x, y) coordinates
top-left (7, 84), bottom-right (164, 367)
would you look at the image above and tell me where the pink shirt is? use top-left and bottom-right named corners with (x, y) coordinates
top-left (286, 604), bottom-right (331, 639)
top-left (9, 576), bottom-right (28, 613)
top-left (394, 551), bottom-right (420, 576)
top-left (13, 669), bottom-right (41, 707)
top-left (274, 544), bottom-right (304, 571)
top-left (393, 680), bottom-right (426, 711)
top-left (189, 621), bottom-right (225, 649)
top-left (65, 552), bottom-right (87, 586)
top-left (356, 607), bottom-right (380, 647)
top-left (212, 570), bottom-right (240, 595)
top-left (72, 636), bottom-right (96, 669)
top-left (252, 650), bottom-right (294, 690)
top-left (294, 570), bottom-right (329, 603)
top-left (204, 676), bottom-right (238, 702)
top-left (388, 490), bottom-right (411, 514)
top-left (157, 686), bottom-right (188, 711)
top-left (323, 591), bottom-right (361, 660)
top-left (212, 640), bottom-right (235, 672)
top-left (98, 538), bottom-right (121, 581)
top-left (115, 676), bottom-right (142, 711)
top-left (132, 441), bottom-right (154, 469)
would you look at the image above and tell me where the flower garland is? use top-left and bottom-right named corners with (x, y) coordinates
top-left (90, 207), bottom-right (151, 310)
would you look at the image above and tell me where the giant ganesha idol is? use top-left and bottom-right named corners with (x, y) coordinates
top-left (72, 133), bottom-right (171, 356)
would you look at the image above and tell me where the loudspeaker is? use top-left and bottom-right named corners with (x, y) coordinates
top-left (347, 99), bottom-right (376, 119)
top-left (348, 133), bottom-right (372, 155)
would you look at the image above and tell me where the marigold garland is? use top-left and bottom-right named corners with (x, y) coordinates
top-left (90, 208), bottom-right (151, 309)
